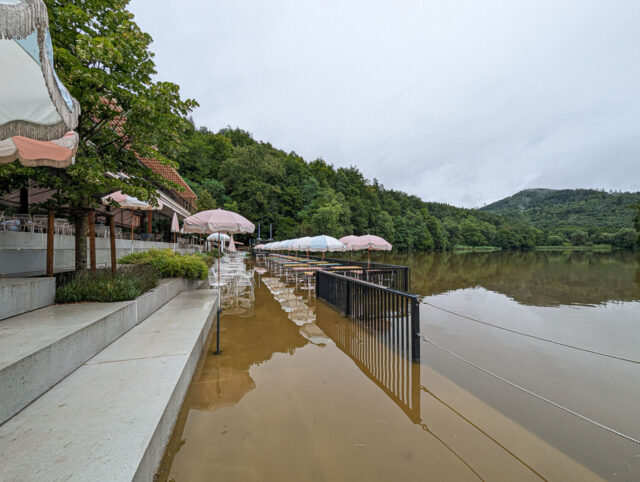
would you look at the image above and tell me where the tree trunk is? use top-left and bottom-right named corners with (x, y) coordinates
top-left (19, 186), bottom-right (29, 214)
top-left (73, 210), bottom-right (88, 271)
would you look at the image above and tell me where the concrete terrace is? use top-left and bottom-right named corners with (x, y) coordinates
top-left (0, 279), bottom-right (219, 481)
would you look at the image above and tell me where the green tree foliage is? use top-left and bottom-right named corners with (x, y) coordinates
top-left (196, 190), bottom-right (216, 211)
top-left (172, 127), bottom-right (547, 251)
top-left (482, 188), bottom-right (640, 241)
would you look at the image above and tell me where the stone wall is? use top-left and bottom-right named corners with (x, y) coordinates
top-left (0, 231), bottom-right (203, 277)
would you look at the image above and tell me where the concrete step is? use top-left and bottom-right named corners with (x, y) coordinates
top-left (0, 278), bottom-right (202, 424)
top-left (0, 288), bottom-right (218, 482)
top-left (0, 277), bottom-right (55, 320)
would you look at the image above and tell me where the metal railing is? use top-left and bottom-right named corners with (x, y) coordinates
top-left (299, 254), bottom-right (411, 291)
top-left (316, 270), bottom-right (421, 362)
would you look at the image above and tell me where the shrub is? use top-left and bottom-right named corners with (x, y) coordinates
top-left (118, 249), bottom-right (208, 280)
top-left (55, 266), bottom-right (159, 303)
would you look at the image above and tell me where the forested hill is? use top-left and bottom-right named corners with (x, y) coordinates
top-left (482, 188), bottom-right (640, 230)
top-left (174, 125), bottom-right (544, 251)
top-left (481, 188), bottom-right (640, 246)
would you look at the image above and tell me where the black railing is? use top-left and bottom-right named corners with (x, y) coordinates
top-left (316, 270), bottom-right (421, 362)
top-left (304, 255), bottom-right (410, 291)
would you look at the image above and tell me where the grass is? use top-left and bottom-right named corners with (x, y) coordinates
top-left (535, 244), bottom-right (612, 252)
top-left (118, 249), bottom-right (209, 280)
top-left (452, 245), bottom-right (502, 253)
top-left (56, 265), bottom-right (159, 303)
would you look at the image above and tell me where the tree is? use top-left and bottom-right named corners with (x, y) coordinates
top-left (196, 190), bottom-right (216, 211)
top-left (612, 228), bottom-right (637, 248)
top-left (3, 0), bottom-right (197, 270)
top-left (570, 230), bottom-right (588, 246)
top-left (632, 204), bottom-right (640, 246)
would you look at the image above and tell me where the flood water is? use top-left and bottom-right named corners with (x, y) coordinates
top-left (157, 250), bottom-right (640, 481)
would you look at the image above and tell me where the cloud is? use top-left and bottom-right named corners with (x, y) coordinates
top-left (130, 0), bottom-right (640, 207)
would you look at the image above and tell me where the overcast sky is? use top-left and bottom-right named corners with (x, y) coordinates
top-left (129, 0), bottom-right (640, 207)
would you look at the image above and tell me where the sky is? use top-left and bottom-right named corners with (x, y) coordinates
top-left (129, 0), bottom-right (640, 208)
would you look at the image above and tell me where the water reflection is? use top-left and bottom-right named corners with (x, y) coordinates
top-left (374, 250), bottom-right (640, 306)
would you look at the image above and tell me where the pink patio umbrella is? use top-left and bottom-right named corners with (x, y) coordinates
top-left (101, 191), bottom-right (163, 241)
top-left (228, 235), bottom-right (237, 253)
top-left (182, 208), bottom-right (255, 287)
top-left (339, 235), bottom-right (360, 259)
top-left (170, 213), bottom-right (180, 243)
top-left (348, 234), bottom-right (392, 264)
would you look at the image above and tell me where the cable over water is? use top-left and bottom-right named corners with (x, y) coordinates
top-left (422, 301), bottom-right (640, 365)
top-left (421, 335), bottom-right (640, 446)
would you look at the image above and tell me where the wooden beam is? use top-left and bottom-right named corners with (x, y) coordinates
top-left (109, 214), bottom-right (117, 274)
top-left (46, 210), bottom-right (54, 277)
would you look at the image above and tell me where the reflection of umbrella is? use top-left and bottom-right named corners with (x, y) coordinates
top-left (308, 235), bottom-right (346, 253)
top-left (0, 0), bottom-right (81, 162)
top-left (183, 208), bottom-right (254, 287)
top-left (101, 191), bottom-right (162, 241)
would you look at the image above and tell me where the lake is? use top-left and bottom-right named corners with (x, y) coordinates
top-left (157, 250), bottom-right (640, 481)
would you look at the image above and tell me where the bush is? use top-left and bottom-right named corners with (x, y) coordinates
top-left (118, 249), bottom-right (208, 280)
top-left (56, 266), bottom-right (159, 303)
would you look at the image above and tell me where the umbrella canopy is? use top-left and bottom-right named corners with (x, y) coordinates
top-left (308, 235), bottom-right (346, 253)
top-left (290, 236), bottom-right (313, 251)
top-left (338, 235), bottom-right (360, 251)
top-left (348, 234), bottom-right (392, 251)
top-left (183, 208), bottom-right (255, 234)
top-left (0, 131), bottom-right (78, 167)
top-left (170, 213), bottom-right (180, 233)
top-left (254, 244), bottom-right (265, 250)
top-left (207, 232), bottom-right (231, 242)
top-left (101, 191), bottom-right (163, 211)
top-left (0, 0), bottom-right (81, 168)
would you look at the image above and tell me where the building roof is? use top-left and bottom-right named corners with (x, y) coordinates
top-left (139, 157), bottom-right (197, 200)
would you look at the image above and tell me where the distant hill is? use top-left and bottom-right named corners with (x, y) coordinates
top-left (481, 188), bottom-right (640, 233)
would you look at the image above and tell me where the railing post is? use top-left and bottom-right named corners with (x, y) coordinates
top-left (345, 281), bottom-right (351, 317)
top-left (411, 298), bottom-right (420, 362)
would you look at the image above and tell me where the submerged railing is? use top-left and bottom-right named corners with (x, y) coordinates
top-left (316, 270), bottom-right (421, 362)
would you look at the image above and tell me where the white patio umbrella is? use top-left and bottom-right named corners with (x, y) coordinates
top-left (1, 0), bottom-right (82, 276)
top-left (0, 0), bottom-right (81, 167)
top-left (207, 232), bottom-right (231, 242)
top-left (183, 208), bottom-right (255, 287)
top-left (291, 236), bottom-right (313, 257)
top-left (308, 235), bottom-right (346, 258)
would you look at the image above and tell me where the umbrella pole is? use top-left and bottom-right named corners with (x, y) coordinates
top-left (130, 209), bottom-right (134, 241)
top-left (217, 231), bottom-right (221, 287)
top-left (368, 247), bottom-right (370, 267)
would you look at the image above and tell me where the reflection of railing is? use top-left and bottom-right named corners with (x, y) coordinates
top-left (316, 270), bottom-right (421, 362)
top-left (315, 303), bottom-right (421, 423)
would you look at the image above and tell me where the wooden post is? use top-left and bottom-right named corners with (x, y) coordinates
top-left (109, 214), bottom-right (117, 274)
top-left (46, 210), bottom-right (54, 277)
top-left (88, 211), bottom-right (96, 271)
top-left (147, 210), bottom-right (152, 234)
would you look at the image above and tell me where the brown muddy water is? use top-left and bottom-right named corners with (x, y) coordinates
top-left (157, 250), bottom-right (640, 481)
